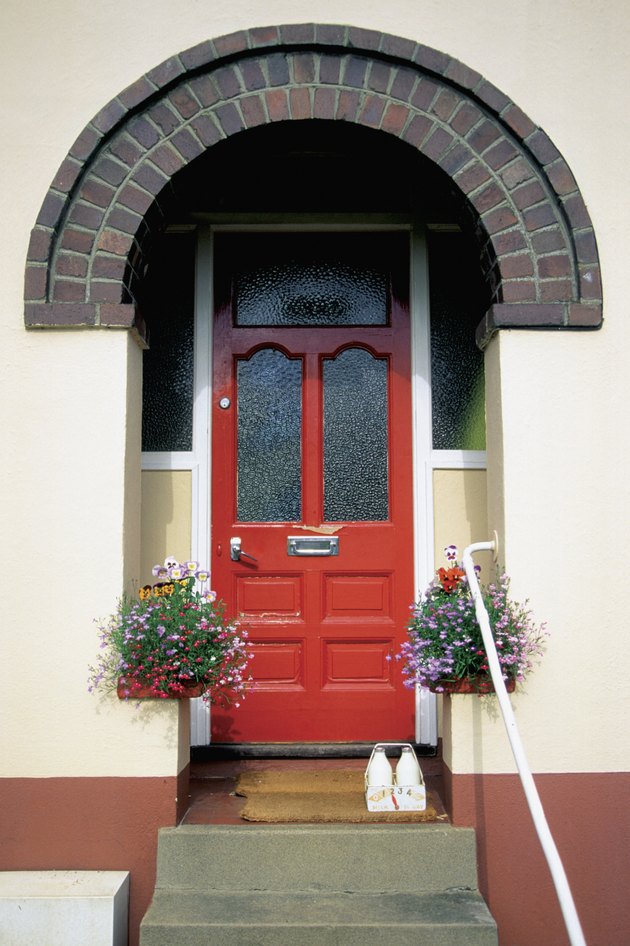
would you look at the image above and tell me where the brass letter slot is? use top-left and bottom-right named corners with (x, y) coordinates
top-left (287, 536), bottom-right (339, 556)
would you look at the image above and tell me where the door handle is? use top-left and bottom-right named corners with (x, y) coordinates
top-left (230, 536), bottom-right (258, 563)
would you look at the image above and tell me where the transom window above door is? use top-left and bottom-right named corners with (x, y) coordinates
top-left (229, 232), bottom-right (394, 326)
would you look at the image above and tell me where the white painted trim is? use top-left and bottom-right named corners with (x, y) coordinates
top-left (189, 229), bottom-right (213, 743)
top-left (410, 225), bottom-right (439, 746)
top-left (432, 450), bottom-right (487, 469)
top-left (410, 226), bottom-right (433, 595)
top-left (191, 229), bottom-right (212, 569)
top-left (141, 452), bottom-right (195, 470)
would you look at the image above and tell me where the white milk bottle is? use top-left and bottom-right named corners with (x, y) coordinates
top-left (395, 746), bottom-right (421, 786)
top-left (366, 746), bottom-right (393, 787)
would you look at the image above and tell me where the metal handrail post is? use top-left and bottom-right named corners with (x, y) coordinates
top-left (462, 540), bottom-right (587, 946)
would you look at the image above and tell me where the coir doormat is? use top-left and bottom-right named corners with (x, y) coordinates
top-left (235, 769), bottom-right (447, 823)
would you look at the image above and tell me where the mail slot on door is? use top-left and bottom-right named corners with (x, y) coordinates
top-left (287, 536), bottom-right (339, 556)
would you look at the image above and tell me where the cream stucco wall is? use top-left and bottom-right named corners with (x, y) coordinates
top-left (0, 332), bottom-right (187, 778)
top-left (1, 0), bottom-right (628, 779)
top-left (140, 471), bottom-right (193, 586)
top-left (432, 469), bottom-right (491, 578)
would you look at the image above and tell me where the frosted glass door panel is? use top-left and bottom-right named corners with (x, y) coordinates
top-left (323, 348), bottom-right (389, 521)
top-left (237, 349), bottom-right (302, 522)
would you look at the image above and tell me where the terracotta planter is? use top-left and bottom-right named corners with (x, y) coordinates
top-left (117, 678), bottom-right (206, 699)
top-left (427, 676), bottom-right (516, 695)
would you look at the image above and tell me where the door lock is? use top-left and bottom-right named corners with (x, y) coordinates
top-left (230, 536), bottom-right (258, 563)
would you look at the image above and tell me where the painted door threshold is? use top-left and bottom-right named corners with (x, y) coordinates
top-left (192, 742), bottom-right (438, 760)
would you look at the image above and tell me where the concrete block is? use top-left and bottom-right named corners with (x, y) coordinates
top-left (0, 870), bottom-right (129, 946)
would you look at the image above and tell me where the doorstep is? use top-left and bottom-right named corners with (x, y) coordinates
top-left (182, 753), bottom-right (446, 825)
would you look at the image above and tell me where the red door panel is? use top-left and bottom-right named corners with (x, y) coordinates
top-left (211, 232), bottom-right (414, 743)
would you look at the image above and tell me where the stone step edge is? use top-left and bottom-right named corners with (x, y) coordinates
top-left (141, 888), bottom-right (497, 927)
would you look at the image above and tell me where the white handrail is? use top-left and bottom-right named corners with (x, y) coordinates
top-left (462, 540), bottom-right (587, 946)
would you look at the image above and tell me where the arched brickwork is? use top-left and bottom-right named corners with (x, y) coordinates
top-left (24, 25), bottom-right (602, 347)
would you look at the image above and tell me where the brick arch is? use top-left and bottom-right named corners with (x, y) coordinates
top-left (24, 24), bottom-right (602, 345)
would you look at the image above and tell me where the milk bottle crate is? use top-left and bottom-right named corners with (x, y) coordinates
top-left (364, 742), bottom-right (426, 812)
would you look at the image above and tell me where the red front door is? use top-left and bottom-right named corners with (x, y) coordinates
top-left (211, 231), bottom-right (414, 743)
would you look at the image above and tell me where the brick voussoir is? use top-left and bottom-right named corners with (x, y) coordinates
top-left (291, 51), bottom-right (317, 85)
top-left (279, 23), bottom-right (317, 45)
top-left (69, 125), bottom-right (104, 163)
top-left (367, 60), bottom-right (394, 95)
top-left (213, 30), bottom-right (251, 58)
top-left (500, 103), bottom-right (537, 140)
top-left (238, 58), bottom-right (267, 92)
top-left (145, 55), bottom-right (186, 90)
top-left (27, 228), bottom-right (54, 264)
top-left (289, 86), bottom-right (313, 120)
top-left (412, 44), bottom-right (451, 74)
top-left (36, 191), bottom-right (66, 229)
top-left (215, 101), bottom-right (246, 135)
top-left (148, 142), bottom-right (186, 176)
top-left (179, 39), bottom-right (218, 71)
top-left (343, 55), bottom-right (370, 89)
top-left (91, 98), bottom-right (127, 135)
top-left (119, 75), bottom-right (158, 111)
top-left (240, 93), bottom-right (267, 128)
top-left (347, 27), bottom-right (383, 52)
top-left (313, 86), bottom-right (337, 120)
top-left (249, 25), bottom-right (281, 47)
top-left (168, 84), bottom-right (202, 120)
top-left (380, 33), bottom-right (418, 61)
top-left (169, 126), bottom-right (205, 162)
top-left (213, 64), bottom-right (243, 100)
top-left (314, 24), bottom-right (347, 46)
top-left (359, 94), bottom-right (386, 128)
top-left (265, 88), bottom-right (290, 122)
top-left (474, 80), bottom-right (511, 114)
top-left (51, 157), bottom-right (84, 194)
top-left (445, 58), bottom-right (483, 91)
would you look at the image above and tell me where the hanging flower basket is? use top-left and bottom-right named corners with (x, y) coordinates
top-left (427, 676), bottom-right (516, 695)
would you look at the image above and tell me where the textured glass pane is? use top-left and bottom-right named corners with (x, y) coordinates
top-left (429, 232), bottom-right (487, 450)
top-left (237, 349), bottom-right (302, 522)
top-left (323, 348), bottom-right (388, 521)
top-left (233, 234), bottom-right (389, 326)
top-left (142, 233), bottom-right (195, 451)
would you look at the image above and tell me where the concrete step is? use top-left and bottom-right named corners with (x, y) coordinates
top-left (141, 889), bottom-right (498, 946)
top-left (154, 823), bottom-right (480, 892)
top-left (141, 823), bottom-right (498, 945)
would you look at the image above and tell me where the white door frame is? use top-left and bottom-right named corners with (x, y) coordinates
top-left (143, 219), bottom-right (489, 747)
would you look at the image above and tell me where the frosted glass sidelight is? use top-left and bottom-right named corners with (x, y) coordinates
top-left (233, 234), bottom-right (390, 326)
top-left (237, 349), bottom-right (302, 522)
top-left (142, 233), bottom-right (195, 451)
top-left (323, 348), bottom-right (388, 521)
top-left (429, 232), bottom-right (487, 450)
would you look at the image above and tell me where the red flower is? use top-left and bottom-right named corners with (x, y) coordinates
top-left (437, 566), bottom-right (466, 593)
